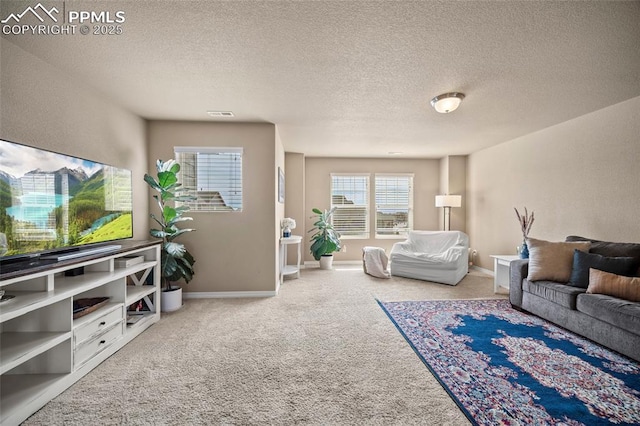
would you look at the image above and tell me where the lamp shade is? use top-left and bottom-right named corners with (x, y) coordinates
top-left (430, 92), bottom-right (465, 113)
top-left (435, 195), bottom-right (462, 208)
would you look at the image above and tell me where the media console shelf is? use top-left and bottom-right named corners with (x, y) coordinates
top-left (0, 240), bottom-right (161, 426)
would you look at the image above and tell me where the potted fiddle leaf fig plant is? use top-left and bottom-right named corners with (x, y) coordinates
top-left (309, 207), bottom-right (341, 269)
top-left (144, 159), bottom-right (196, 312)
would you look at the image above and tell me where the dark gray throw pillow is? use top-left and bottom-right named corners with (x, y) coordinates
top-left (568, 249), bottom-right (638, 288)
top-left (566, 235), bottom-right (640, 263)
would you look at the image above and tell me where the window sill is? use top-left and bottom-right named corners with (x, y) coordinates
top-left (375, 234), bottom-right (409, 240)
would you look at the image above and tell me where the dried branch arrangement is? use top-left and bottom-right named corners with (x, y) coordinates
top-left (514, 207), bottom-right (535, 239)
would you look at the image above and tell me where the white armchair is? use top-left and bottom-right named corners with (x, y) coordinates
top-left (389, 231), bottom-right (469, 285)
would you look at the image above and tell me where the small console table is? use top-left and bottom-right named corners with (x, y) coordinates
top-left (280, 235), bottom-right (302, 283)
top-left (490, 254), bottom-right (520, 294)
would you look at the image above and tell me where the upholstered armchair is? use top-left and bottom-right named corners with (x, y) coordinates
top-left (390, 231), bottom-right (469, 285)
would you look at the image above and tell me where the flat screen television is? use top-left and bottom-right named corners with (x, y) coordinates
top-left (0, 139), bottom-right (133, 270)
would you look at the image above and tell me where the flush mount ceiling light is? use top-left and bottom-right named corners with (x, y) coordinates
top-left (430, 92), bottom-right (465, 113)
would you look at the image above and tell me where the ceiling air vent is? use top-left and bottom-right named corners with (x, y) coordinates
top-left (207, 111), bottom-right (234, 117)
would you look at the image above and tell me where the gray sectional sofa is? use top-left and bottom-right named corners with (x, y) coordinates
top-left (509, 236), bottom-right (640, 362)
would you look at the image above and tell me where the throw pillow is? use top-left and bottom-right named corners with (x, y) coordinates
top-left (568, 250), bottom-right (638, 288)
top-left (587, 268), bottom-right (640, 302)
top-left (566, 236), bottom-right (640, 268)
top-left (526, 238), bottom-right (590, 282)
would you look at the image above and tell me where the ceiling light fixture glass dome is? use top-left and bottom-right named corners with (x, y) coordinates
top-left (430, 92), bottom-right (465, 113)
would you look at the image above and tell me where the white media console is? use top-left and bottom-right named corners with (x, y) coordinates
top-left (0, 241), bottom-right (161, 426)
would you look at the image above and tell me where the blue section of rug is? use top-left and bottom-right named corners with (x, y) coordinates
top-left (378, 299), bottom-right (640, 426)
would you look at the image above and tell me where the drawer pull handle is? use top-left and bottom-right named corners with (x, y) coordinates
top-left (99, 340), bottom-right (106, 344)
top-left (99, 321), bottom-right (106, 326)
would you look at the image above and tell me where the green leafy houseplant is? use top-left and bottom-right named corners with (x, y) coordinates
top-left (309, 207), bottom-right (342, 261)
top-left (144, 159), bottom-right (196, 291)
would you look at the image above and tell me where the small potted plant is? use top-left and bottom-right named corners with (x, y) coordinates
top-left (144, 159), bottom-right (196, 312)
top-left (309, 207), bottom-right (341, 269)
top-left (281, 217), bottom-right (296, 238)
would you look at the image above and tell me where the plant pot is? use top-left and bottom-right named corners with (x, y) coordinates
top-left (161, 285), bottom-right (182, 312)
top-left (319, 254), bottom-right (334, 270)
top-left (283, 226), bottom-right (291, 238)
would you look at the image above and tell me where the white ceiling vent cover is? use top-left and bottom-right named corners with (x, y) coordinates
top-left (207, 111), bottom-right (234, 117)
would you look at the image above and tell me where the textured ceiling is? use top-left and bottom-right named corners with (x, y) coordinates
top-left (2, 1), bottom-right (640, 157)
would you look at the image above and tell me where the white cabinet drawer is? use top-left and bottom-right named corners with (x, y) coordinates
top-left (74, 323), bottom-right (123, 368)
top-left (74, 304), bottom-right (123, 345)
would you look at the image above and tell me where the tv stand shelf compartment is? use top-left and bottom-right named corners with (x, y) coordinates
top-left (0, 240), bottom-right (161, 426)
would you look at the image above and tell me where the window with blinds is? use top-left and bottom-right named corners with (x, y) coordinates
top-left (174, 147), bottom-right (243, 212)
top-left (375, 174), bottom-right (413, 237)
top-left (330, 174), bottom-right (369, 238)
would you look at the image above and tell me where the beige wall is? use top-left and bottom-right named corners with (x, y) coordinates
top-left (304, 157), bottom-right (440, 262)
top-left (147, 121), bottom-right (278, 293)
top-left (275, 126), bottom-right (285, 286)
top-left (284, 152), bottom-right (306, 264)
top-left (0, 39), bottom-right (148, 240)
top-left (438, 156), bottom-right (467, 232)
top-left (468, 96), bottom-right (640, 270)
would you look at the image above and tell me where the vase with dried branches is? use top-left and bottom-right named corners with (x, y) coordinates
top-left (514, 207), bottom-right (535, 259)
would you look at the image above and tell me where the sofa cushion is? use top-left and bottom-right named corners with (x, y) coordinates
top-left (566, 236), bottom-right (640, 272)
top-left (568, 250), bottom-right (638, 289)
top-left (523, 279), bottom-right (585, 310)
top-left (526, 238), bottom-right (590, 282)
top-left (586, 269), bottom-right (640, 302)
top-left (577, 293), bottom-right (640, 336)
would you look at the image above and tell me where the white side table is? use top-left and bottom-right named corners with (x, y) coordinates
top-left (280, 235), bottom-right (302, 283)
top-left (490, 255), bottom-right (520, 294)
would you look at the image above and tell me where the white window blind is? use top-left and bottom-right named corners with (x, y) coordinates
top-left (174, 147), bottom-right (243, 212)
top-left (330, 174), bottom-right (369, 238)
top-left (375, 174), bottom-right (413, 237)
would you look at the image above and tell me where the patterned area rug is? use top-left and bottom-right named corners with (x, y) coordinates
top-left (378, 299), bottom-right (640, 425)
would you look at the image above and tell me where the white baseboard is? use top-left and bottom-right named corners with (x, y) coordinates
top-left (471, 265), bottom-right (494, 276)
top-left (183, 291), bottom-right (277, 299)
top-left (303, 260), bottom-right (362, 267)
top-left (334, 260), bottom-right (363, 265)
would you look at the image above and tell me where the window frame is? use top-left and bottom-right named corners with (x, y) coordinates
top-left (330, 173), bottom-right (370, 239)
top-left (374, 173), bottom-right (414, 239)
top-left (173, 146), bottom-right (243, 212)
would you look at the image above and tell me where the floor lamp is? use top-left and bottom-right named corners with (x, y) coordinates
top-left (435, 195), bottom-right (462, 231)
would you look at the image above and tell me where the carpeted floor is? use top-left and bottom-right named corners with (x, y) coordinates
top-left (24, 266), bottom-right (503, 425)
